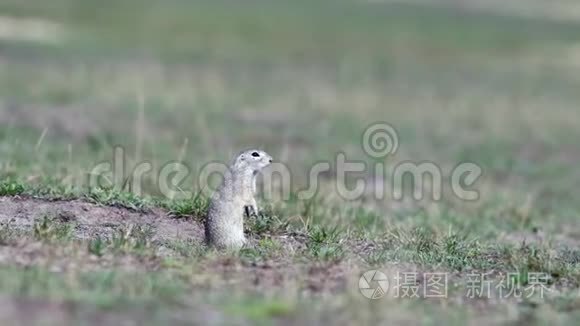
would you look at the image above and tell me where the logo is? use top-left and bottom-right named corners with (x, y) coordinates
top-left (362, 122), bottom-right (399, 158)
top-left (359, 270), bottom-right (389, 299)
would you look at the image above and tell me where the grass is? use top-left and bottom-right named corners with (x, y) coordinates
top-left (245, 210), bottom-right (290, 236)
top-left (0, 266), bottom-right (186, 310)
top-left (0, 179), bottom-right (26, 196)
top-left (0, 0), bottom-right (578, 325)
top-left (33, 215), bottom-right (75, 242)
top-left (165, 192), bottom-right (209, 219)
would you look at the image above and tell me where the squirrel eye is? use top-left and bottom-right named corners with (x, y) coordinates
top-left (251, 151), bottom-right (260, 157)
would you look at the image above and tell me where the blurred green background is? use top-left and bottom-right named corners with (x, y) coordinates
top-left (1, 0), bottom-right (579, 217)
top-left (0, 0), bottom-right (579, 324)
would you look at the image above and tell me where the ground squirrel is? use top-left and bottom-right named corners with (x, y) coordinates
top-left (204, 149), bottom-right (273, 250)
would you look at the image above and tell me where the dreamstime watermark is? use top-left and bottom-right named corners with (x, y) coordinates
top-left (84, 122), bottom-right (482, 202)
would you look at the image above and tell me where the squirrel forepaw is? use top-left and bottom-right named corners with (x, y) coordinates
top-left (244, 205), bottom-right (258, 218)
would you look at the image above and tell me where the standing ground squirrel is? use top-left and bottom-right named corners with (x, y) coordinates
top-left (204, 149), bottom-right (273, 250)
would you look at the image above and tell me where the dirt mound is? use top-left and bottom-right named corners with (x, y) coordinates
top-left (0, 196), bottom-right (204, 244)
top-left (0, 196), bottom-right (358, 297)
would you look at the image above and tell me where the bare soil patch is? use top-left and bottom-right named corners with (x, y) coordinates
top-left (0, 196), bottom-right (373, 297)
top-left (0, 196), bottom-right (204, 244)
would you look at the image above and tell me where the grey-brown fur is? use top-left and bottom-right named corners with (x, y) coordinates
top-left (204, 149), bottom-right (272, 250)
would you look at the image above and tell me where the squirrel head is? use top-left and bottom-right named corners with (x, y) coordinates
top-left (232, 149), bottom-right (273, 174)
